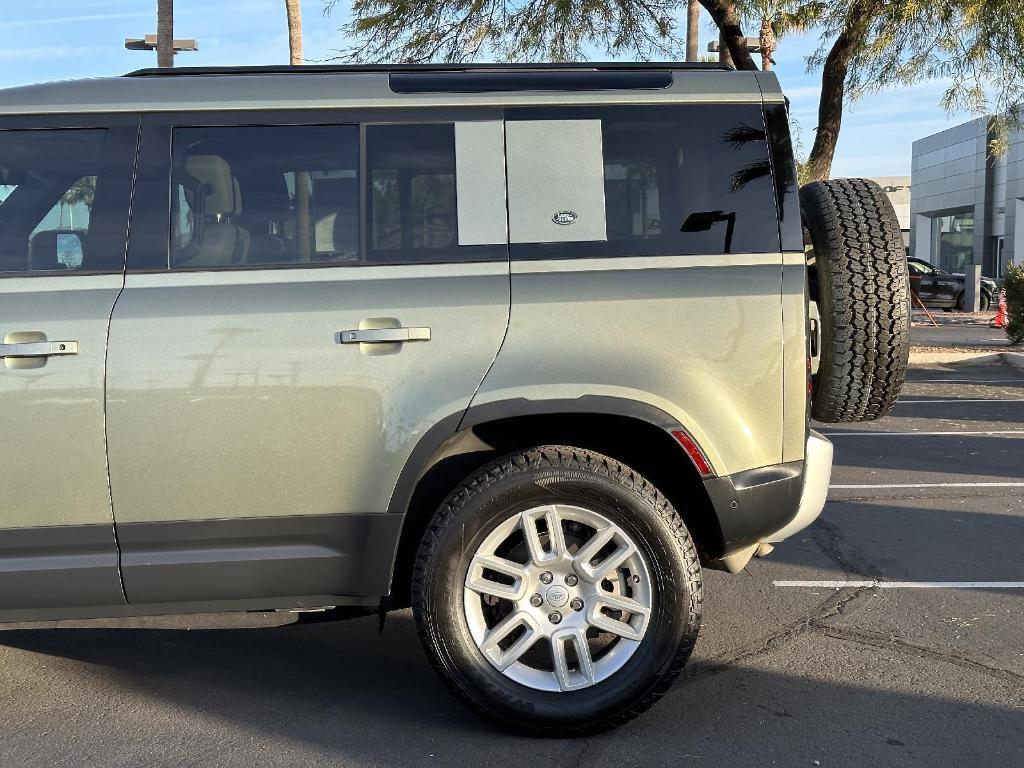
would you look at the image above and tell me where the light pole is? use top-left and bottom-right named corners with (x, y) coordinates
top-left (125, 2), bottom-right (198, 67)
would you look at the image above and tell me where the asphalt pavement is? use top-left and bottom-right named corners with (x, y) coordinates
top-left (0, 362), bottom-right (1022, 767)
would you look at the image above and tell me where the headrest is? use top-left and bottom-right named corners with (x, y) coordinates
top-left (184, 155), bottom-right (235, 216)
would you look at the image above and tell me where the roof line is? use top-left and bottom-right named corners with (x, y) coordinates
top-left (125, 62), bottom-right (736, 77)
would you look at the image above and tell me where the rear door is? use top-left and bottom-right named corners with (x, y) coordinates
top-left (105, 112), bottom-right (510, 606)
top-left (0, 118), bottom-right (136, 616)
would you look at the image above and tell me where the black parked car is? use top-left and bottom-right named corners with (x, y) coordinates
top-left (907, 257), bottom-right (997, 311)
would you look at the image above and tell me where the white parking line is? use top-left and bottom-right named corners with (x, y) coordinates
top-left (895, 398), bottom-right (1024, 404)
top-left (774, 580), bottom-right (1024, 589)
top-left (909, 379), bottom-right (1024, 384)
top-left (830, 482), bottom-right (1024, 489)
top-left (822, 430), bottom-right (1024, 436)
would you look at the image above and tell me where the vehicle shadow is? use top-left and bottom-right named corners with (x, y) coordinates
top-left (0, 611), bottom-right (1020, 767)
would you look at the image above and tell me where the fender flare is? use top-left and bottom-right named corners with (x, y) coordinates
top-left (384, 395), bottom-right (689, 518)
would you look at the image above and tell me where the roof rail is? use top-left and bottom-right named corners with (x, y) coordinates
top-left (124, 62), bottom-right (735, 77)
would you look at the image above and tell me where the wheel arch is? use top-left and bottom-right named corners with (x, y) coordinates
top-left (383, 397), bottom-right (723, 607)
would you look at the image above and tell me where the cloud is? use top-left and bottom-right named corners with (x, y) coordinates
top-left (0, 12), bottom-right (149, 29)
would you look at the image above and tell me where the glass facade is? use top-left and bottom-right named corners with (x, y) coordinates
top-left (931, 212), bottom-right (974, 273)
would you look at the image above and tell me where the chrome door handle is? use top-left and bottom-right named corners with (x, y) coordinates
top-left (0, 340), bottom-right (78, 358)
top-left (336, 327), bottom-right (431, 344)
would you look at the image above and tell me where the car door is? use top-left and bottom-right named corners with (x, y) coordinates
top-left (0, 118), bottom-right (136, 617)
top-left (911, 260), bottom-right (948, 306)
top-left (105, 113), bottom-right (510, 606)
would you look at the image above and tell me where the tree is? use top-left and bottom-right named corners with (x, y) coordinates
top-left (734, 0), bottom-right (812, 71)
top-left (286, 0), bottom-right (304, 65)
top-left (157, 0), bottom-right (174, 68)
top-left (686, 1), bottom-right (700, 61)
top-left (325, 0), bottom-right (1024, 181)
top-left (801, 0), bottom-right (1024, 180)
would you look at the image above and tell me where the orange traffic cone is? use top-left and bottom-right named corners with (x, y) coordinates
top-left (992, 290), bottom-right (1008, 328)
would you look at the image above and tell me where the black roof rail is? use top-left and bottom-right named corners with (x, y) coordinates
top-left (124, 61), bottom-right (735, 77)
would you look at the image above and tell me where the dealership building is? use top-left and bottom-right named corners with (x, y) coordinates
top-left (910, 117), bottom-right (1021, 278)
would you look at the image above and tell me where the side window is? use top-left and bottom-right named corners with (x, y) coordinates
top-left (170, 125), bottom-right (359, 269)
top-left (366, 123), bottom-right (504, 263)
top-left (507, 105), bottom-right (781, 258)
top-left (0, 129), bottom-right (109, 273)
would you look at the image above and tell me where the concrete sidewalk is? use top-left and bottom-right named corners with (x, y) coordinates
top-left (909, 311), bottom-right (1021, 364)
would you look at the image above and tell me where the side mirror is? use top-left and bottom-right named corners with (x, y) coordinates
top-left (56, 233), bottom-right (84, 269)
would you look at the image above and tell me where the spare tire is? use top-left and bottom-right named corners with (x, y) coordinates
top-left (801, 178), bottom-right (910, 423)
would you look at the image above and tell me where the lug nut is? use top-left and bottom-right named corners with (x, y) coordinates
top-left (564, 573), bottom-right (579, 587)
top-left (539, 571), bottom-right (553, 584)
top-left (570, 598), bottom-right (584, 612)
top-left (529, 593), bottom-right (543, 608)
top-left (548, 611), bottom-right (562, 624)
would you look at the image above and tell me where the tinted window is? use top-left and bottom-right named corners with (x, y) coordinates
top-left (0, 129), bottom-right (112, 273)
top-left (366, 123), bottom-right (503, 263)
top-left (508, 105), bottom-right (781, 259)
top-left (170, 125), bottom-right (359, 269)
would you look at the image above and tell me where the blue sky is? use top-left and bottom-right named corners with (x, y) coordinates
top-left (0, 0), bottom-right (979, 176)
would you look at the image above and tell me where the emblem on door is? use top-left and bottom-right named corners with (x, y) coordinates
top-left (551, 210), bottom-right (578, 226)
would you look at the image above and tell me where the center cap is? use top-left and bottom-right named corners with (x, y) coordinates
top-left (545, 585), bottom-right (569, 608)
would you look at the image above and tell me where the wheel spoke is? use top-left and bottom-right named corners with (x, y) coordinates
top-left (520, 505), bottom-right (567, 566)
top-left (573, 526), bottom-right (635, 583)
top-left (465, 553), bottom-right (529, 601)
top-left (588, 593), bottom-right (651, 641)
top-left (551, 628), bottom-right (596, 691)
top-left (480, 610), bottom-right (541, 670)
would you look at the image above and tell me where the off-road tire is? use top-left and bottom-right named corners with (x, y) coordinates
top-left (802, 178), bottom-right (910, 423)
top-left (411, 445), bottom-right (703, 736)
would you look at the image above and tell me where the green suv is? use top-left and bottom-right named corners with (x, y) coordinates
top-left (0, 63), bottom-right (909, 733)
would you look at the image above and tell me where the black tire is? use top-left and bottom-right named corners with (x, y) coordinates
top-left (801, 178), bottom-right (911, 423)
top-left (412, 446), bottom-right (702, 736)
top-left (956, 290), bottom-right (992, 312)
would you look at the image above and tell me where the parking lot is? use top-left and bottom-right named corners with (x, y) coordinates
top-left (1, 362), bottom-right (1021, 767)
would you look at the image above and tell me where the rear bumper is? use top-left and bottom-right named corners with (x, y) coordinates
top-left (766, 430), bottom-right (833, 543)
top-left (701, 431), bottom-right (833, 565)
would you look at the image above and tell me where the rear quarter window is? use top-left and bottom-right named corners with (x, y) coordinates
top-left (507, 104), bottom-right (781, 259)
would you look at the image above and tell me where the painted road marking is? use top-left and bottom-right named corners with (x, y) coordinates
top-left (774, 580), bottom-right (1024, 589)
top-left (908, 378), bottom-right (1024, 384)
top-left (894, 398), bottom-right (1024, 404)
top-left (830, 482), bottom-right (1024, 489)
top-left (822, 430), bottom-right (1024, 436)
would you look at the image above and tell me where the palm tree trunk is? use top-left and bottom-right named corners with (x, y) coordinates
top-left (759, 17), bottom-right (774, 71)
top-left (686, 0), bottom-right (700, 62)
top-left (285, 0), bottom-right (304, 65)
top-left (156, 0), bottom-right (174, 68)
top-left (285, 0), bottom-right (311, 260)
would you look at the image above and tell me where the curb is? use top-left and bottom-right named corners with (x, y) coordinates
top-left (909, 351), bottom-right (1024, 366)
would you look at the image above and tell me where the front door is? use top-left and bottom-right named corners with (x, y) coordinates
top-left (105, 115), bottom-right (510, 606)
top-left (0, 121), bottom-right (135, 616)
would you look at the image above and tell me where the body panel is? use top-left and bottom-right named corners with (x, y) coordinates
top-left (105, 264), bottom-right (509, 601)
top-left (478, 255), bottom-right (785, 476)
top-left (0, 275), bottom-right (126, 608)
top-left (106, 263), bottom-right (509, 523)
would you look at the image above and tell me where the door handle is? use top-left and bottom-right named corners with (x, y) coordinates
top-left (0, 340), bottom-right (78, 358)
top-left (336, 327), bottom-right (431, 344)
